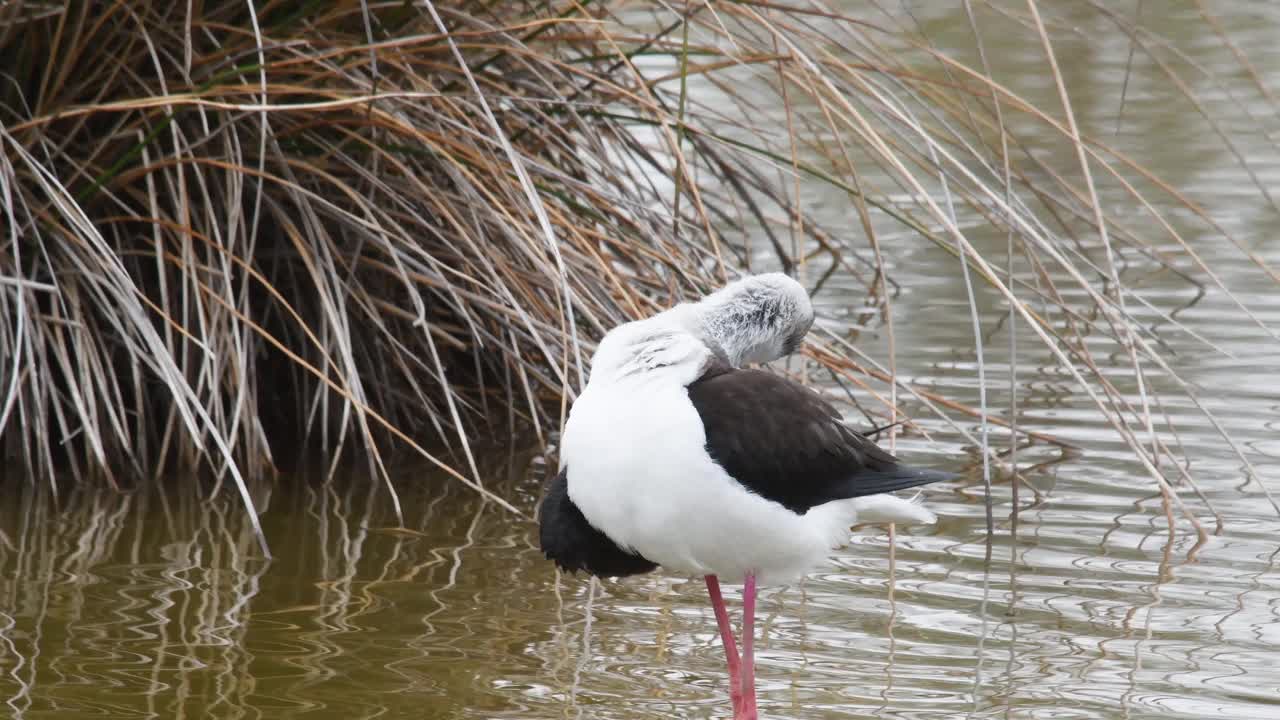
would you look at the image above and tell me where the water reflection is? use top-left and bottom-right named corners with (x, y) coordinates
top-left (1, 434), bottom-right (1278, 719)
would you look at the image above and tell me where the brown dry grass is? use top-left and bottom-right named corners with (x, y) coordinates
top-left (2, 2), bottom-right (1276, 552)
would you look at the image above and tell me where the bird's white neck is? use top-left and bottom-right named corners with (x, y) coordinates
top-left (586, 318), bottom-right (714, 389)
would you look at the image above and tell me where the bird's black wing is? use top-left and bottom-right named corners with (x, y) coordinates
top-left (538, 468), bottom-right (658, 577)
top-left (686, 367), bottom-right (953, 514)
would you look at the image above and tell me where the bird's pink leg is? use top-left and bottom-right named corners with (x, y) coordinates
top-left (739, 572), bottom-right (758, 719)
top-left (704, 575), bottom-right (744, 716)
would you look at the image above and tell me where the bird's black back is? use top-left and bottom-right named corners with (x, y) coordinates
top-left (687, 365), bottom-right (953, 514)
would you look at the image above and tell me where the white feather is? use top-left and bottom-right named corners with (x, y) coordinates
top-left (849, 494), bottom-right (937, 525)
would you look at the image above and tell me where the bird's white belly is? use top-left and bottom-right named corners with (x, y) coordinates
top-left (563, 381), bottom-right (851, 584)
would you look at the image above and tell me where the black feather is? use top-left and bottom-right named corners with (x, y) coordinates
top-left (687, 364), bottom-right (954, 514)
top-left (538, 468), bottom-right (658, 577)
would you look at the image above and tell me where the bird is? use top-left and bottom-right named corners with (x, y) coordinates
top-left (538, 273), bottom-right (953, 719)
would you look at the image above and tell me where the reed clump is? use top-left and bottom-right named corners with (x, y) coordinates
top-left (2, 2), bottom-right (1275, 542)
top-left (2, 1), bottom-right (769, 509)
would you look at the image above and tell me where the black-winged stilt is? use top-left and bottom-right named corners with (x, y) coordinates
top-left (539, 274), bottom-right (952, 719)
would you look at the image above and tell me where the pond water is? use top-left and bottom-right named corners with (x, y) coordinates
top-left (3, 4), bottom-right (1280, 720)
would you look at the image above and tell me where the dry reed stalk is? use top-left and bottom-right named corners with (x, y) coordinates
top-left (1, 2), bottom-right (1275, 549)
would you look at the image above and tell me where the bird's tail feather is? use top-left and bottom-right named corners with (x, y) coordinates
top-left (850, 494), bottom-right (937, 525)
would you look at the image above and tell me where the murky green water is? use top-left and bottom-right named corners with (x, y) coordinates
top-left (4, 4), bottom-right (1280, 719)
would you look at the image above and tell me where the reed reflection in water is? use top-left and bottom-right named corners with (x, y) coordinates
top-left (1, 431), bottom-right (1278, 719)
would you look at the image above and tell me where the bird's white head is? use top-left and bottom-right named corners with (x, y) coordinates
top-left (663, 272), bottom-right (814, 367)
top-left (585, 273), bottom-right (813, 387)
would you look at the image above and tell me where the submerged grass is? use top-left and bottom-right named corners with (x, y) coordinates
top-left (1, 2), bottom-right (1276, 548)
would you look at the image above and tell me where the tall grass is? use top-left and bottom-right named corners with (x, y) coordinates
top-left (2, 2), bottom-right (1275, 549)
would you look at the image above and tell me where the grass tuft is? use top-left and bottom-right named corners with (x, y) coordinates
top-left (1, 2), bottom-right (1275, 545)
